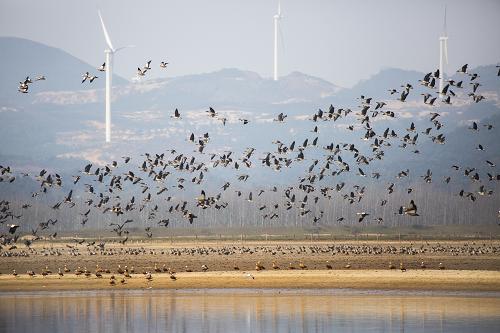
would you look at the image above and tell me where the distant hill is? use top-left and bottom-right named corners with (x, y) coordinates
top-left (0, 37), bottom-right (499, 184)
top-left (29, 67), bottom-right (343, 110)
top-left (334, 68), bottom-right (425, 102)
top-left (0, 37), bottom-right (127, 106)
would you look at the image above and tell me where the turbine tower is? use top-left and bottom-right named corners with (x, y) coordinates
top-left (439, 6), bottom-right (448, 97)
top-left (98, 11), bottom-right (132, 143)
top-left (273, 1), bottom-right (282, 81)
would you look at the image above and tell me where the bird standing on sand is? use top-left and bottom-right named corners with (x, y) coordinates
top-left (255, 261), bottom-right (265, 271)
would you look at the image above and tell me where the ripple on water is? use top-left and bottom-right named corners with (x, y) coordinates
top-left (1, 289), bottom-right (499, 333)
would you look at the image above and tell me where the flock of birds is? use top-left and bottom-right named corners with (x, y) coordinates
top-left (4, 241), bottom-right (499, 280)
top-left (3, 61), bottom-right (500, 257)
top-left (17, 75), bottom-right (46, 94)
top-left (17, 59), bottom-right (169, 93)
top-left (4, 260), bottom-right (449, 283)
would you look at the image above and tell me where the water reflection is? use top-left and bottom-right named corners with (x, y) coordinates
top-left (1, 289), bottom-right (499, 333)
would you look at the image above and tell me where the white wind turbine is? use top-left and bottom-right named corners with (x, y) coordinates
top-left (273, 0), bottom-right (283, 81)
top-left (98, 10), bottom-right (132, 143)
top-left (439, 6), bottom-right (448, 97)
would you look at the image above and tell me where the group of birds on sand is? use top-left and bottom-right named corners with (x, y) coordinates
top-left (3, 241), bottom-right (497, 258)
top-left (1, 242), bottom-right (497, 279)
top-left (6, 257), bottom-right (450, 283)
top-left (3, 62), bottom-right (499, 252)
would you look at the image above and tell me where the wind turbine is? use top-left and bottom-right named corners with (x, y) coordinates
top-left (98, 10), bottom-right (132, 143)
top-left (273, 0), bottom-right (283, 81)
top-left (439, 6), bottom-right (448, 97)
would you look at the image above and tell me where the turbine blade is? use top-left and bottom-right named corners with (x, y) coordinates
top-left (443, 5), bottom-right (447, 37)
top-left (98, 10), bottom-right (115, 52)
top-left (114, 45), bottom-right (136, 53)
top-left (278, 0), bottom-right (281, 16)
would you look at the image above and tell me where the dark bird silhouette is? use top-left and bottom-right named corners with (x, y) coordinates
top-left (404, 200), bottom-right (419, 216)
top-left (7, 224), bottom-right (19, 234)
top-left (171, 108), bottom-right (181, 119)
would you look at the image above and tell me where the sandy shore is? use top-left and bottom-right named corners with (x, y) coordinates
top-left (2, 240), bottom-right (500, 275)
top-left (1, 270), bottom-right (500, 292)
top-left (2, 240), bottom-right (499, 292)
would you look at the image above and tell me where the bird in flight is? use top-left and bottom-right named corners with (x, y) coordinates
top-left (98, 63), bottom-right (106, 72)
top-left (82, 72), bottom-right (98, 83)
top-left (171, 108), bottom-right (181, 119)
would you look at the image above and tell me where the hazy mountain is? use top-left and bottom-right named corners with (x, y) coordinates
top-left (0, 37), bottom-right (499, 184)
top-left (0, 37), bottom-right (127, 107)
top-left (28, 68), bottom-right (343, 111)
top-left (333, 68), bottom-right (425, 103)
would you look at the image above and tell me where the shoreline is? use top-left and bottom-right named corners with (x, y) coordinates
top-left (1, 270), bottom-right (500, 292)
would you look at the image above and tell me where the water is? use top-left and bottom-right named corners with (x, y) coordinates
top-left (1, 289), bottom-right (499, 333)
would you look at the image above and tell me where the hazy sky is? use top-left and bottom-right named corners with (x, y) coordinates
top-left (1, 0), bottom-right (499, 87)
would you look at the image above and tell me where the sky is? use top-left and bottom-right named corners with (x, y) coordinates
top-left (1, 0), bottom-right (500, 87)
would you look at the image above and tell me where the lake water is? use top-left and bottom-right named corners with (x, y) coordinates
top-left (1, 289), bottom-right (499, 333)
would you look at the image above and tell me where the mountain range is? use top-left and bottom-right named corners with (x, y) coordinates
top-left (0, 37), bottom-right (499, 185)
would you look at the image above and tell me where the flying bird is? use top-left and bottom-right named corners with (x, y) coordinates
top-left (404, 200), bottom-right (419, 216)
top-left (171, 108), bottom-right (181, 119)
top-left (82, 72), bottom-right (98, 83)
top-left (7, 224), bottom-right (19, 234)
